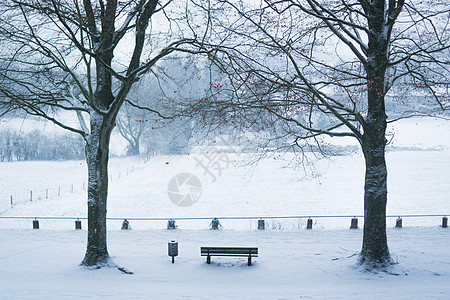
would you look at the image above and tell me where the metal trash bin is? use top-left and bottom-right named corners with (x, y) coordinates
top-left (168, 240), bottom-right (178, 263)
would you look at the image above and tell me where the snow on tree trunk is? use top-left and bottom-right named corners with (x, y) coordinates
top-left (359, 78), bottom-right (392, 267)
top-left (82, 112), bottom-right (114, 266)
top-left (81, 112), bottom-right (115, 266)
top-left (360, 117), bottom-right (392, 267)
top-left (359, 0), bottom-right (393, 268)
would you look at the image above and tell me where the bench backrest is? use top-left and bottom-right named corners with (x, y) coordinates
top-left (201, 247), bottom-right (258, 255)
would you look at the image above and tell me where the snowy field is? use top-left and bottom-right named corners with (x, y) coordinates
top-left (0, 117), bottom-right (449, 298)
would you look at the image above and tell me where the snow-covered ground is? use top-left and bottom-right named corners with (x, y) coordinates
top-left (0, 117), bottom-right (449, 298)
top-left (0, 227), bottom-right (448, 299)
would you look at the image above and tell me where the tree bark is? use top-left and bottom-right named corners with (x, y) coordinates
top-left (360, 70), bottom-right (391, 267)
top-left (81, 112), bottom-right (115, 266)
top-left (79, 0), bottom-right (118, 265)
top-left (360, 115), bottom-right (392, 268)
top-left (358, 0), bottom-right (393, 267)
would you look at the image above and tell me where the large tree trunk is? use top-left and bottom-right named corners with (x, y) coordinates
top-left (360, 116), bottom-right (392, 268)
top-left (358, 68), bottom-right (393, 268)
top-left (81, 112), bottom-right (115, 266)
top-left (357, 0), bottom-right (394, 269)
top-left (80, 15), bottom-right (117, 265)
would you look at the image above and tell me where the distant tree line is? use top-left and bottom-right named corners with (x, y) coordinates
top-left (0, 129), bottom-right (84, 162)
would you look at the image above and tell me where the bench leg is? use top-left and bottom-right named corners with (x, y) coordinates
top-left (207, 255), bottom-right (211, 264)
top-left (248, 256), bottom-right (252, 266)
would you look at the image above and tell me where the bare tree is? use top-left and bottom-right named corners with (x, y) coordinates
top-left (190, 0), bottom-right (450, 269)
top-left (0, 129), bottom-right (14, 162)
top-left (0, 0), bottom-right (206, 268)
top-left (0, 128), bottom-right (84, 161)
top-left (116, 102), bottom-right (147, 156)
top-left (117, 55), bottom-right (212, 155)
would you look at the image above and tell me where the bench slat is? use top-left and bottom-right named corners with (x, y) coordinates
top-left (201, 253), bottom-right (258, 257)
top-left (201, 247), bottom-right (258, 256)
top-left (201, 250), bottom-right (258, 255)
top-left (201, 247), bottom-right (258, 251)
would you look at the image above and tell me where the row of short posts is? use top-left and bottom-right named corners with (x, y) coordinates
top-left (11, 186), bottom-right (73, 207)
top-left (257, 216), bottom-right (448, 230)
top-left (32, 219), bottom-right (83, 230)
top-left (348, 216), bottom-right (448, 229)
top-left (258, 217), bottom-right (358, 230)
top-left (30, 216), bottom-right (449, 230)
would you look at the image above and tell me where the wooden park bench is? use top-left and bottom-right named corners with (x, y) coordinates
top-left (201, 247), bottom-right (258, 266)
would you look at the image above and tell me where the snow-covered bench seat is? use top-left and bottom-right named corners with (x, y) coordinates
top-left (201, 247), bottom-right (258, 266)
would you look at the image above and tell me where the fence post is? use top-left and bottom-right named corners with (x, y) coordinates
top-left (75, 219), bottom-right (82, 230)
top-left (46, 189), bottom-right (48, 199)
top-left (58, 186), bottom-right (61, 196)
top-left (33, 219), bottom-right (39, 229)
top-left (395, 217), bottom-right (402, 228)
top-left (30, 190), bottom-right (33, 202)
top-left (209, 218), bottom-right (222, 230)
top-left (10, 195), bottom-right (13, 207)
top-left (307, 218), bottom-right (313, 229)
top-left (71, 184), bottom-right (74, 193)
top-left (167, 219), bottom-right (177, 230)
top-left (350, 217), bottom-right (358, 229)
top-left (121, 219), bottom-right (131, 230)
top-left (258, 219), bottom-right (265, 230)
top-left (442, 216), bottom-right (448, 228)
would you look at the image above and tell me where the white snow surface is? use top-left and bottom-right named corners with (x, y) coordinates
top-left (0, 228), bottom-right (449, 299)
top-left (0, 117), bottom-right (449, 299)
